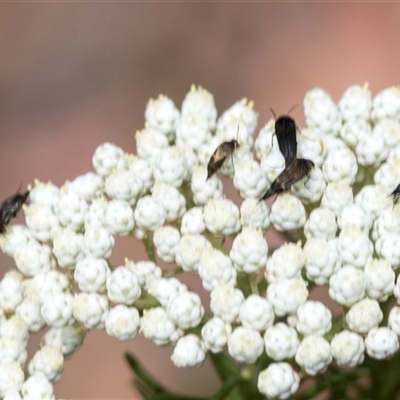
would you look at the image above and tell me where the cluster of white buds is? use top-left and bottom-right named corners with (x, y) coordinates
top-left (1, 83), bottom-right (400, 399)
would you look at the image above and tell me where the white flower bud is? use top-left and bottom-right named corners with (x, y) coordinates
top-left (25, 204), bottom-right (60, 242)
top-left (264, 322), bottom-right (299, 361)
top-left (102, 199), bottom-right (135, 236)
top-left (375, 233), bottom-right (400, 269)
top-left (57, 191), bottom-right (89, 232)
top-left (339, 119), bottom-right (372, 148)
top-left (228, 326), bottom-right (263, 364)
top-left (297, 128), bottom-right (326, 167)
top-left (260, 146), bottom-right (285, 183)
top-left (365, 327), bottom-right (399, 360)
top-left (84, 198), bottom-right (107, 229)
top-left (148, 277), bottom-right (187, 308)
top-left (72, 292), bottom-right (108, 329)
top-left (346, 298), bottom-right (383, 335)
top-left (356, 132), bottom-right (388, 167)
top-left (0, 224), bottom-right (36, 257)
top-left (105, 305), bottom-right (140, 341)
top-left (21, 373), bottom-right (55, 400)
top-left (0, 337), bottom-right (27, 365)
top-left (392, 275), bottom-right (400, 304)
top-left (41, 324), bottom-right (85, 357)
top-left (267, 278), bottom-right (308, 317)
top-left (371, 86), bottom-right (400, 122)
top-left (74, 256), bottom-right (110, 293)
top-left (338, 204), bottom-right (372, 233)
top-left (338, 83), bottom-right (372, 121)
top-left (190, 167), bottom-right (224, 206)
top-left (372, 207), bottom-right (400, 242)
top-left (145, 94), bottom-right (179, 139)
top-left (322, 135), bottom-right (347, 156)
top-left (0, 270), bottom-right (24, 314)
top-left (134, 195), bottom-right (166, 231)
top-left (40, 292), bottom-right (74, 328)
top-left (331, 330), bottom-right (365, 367)
top-left (239, 294), bottom-right (274, 332)
top-left (126, 155), bottom-right (154, 192)
top-left (14, 243), bottom-right (55, 277)
top-left (171, 334), bottom-right (206, 368)
top-left (153, 226), bottom-right (180, 263)
top-left (292, 166), bottom-right (326, 204)
top-left (65, 172), bottom-right (103, 201)
top-left (0, 316), bottom-right (28, 344)
top-left (233, 158), bottom-right (268, 199)
top-left (230, 227), bottom-right (267, 274)
top-left (28, 346), bottom-right (64, 382)
top-left (203, 198), bottom-right (240, 236)
top-left (126, 260), bottom-right (162, 290)
top-left (329, 266), bottom-right (366, 307)
top-left (176, 115), bottom-right (211, 149)
top-left (0, 363), bottom-right (24, 398)
top-left (254, 120), bottom-right (275, 160)
top-left (92, 142), bottom-right (126, 176)
top-left (321, 180), bottom-right (353, 216)
top-left (136, 127), bottom-right (169, 162)
top-left (29, 180), bottom-right (60, 209)
top-left (152, 182), bottom-right (186, 222)
top-left (175, 234), bottom-right (210, 272)
top-left (296, 300), bottom-right (332, 336)
top-left (154, 146), bottom-right (188, 187)
top-left (83, 226), bottom-right (115, 258)
top-left (295, 335), bottom-right (332, 375)
top-left (140, 307), bottom-right (183, 346)
top-left (258, 362), bottom-right (300, 400)
top-left (355, 184), bottom-right (390, 219)
top-left (201, 317), bottom-right (232, 353)
top-left (323, 148), bottom-right (357, 184)
top-left (106, 266), bottom-right (141, 305)
top-left (26, 270), bottom-right (69, 304)
top-left (265, 242), bottom-right (304, 283)
top-left (210, 285), bottom-right (244, 323)
top-left (104, 170), bottom-right (142, 206)
top-left (304, 207), bottom-right (337, 239)
top-left (15, 298), bottom-right (45, 332)
top-left (364, 258), bottom-right (395, 301)
top-left (167, 291), bottom-right (204, 330)
top-left (373, 118), bottom-right (400, 147)
top-left (303, 87), bottom-right (342, 136)
top-left (52, 228), bottom-right (83, 268)
top-left (389, 306), bottom-right (400, 336)
top-left (239, 198), bottom-right (270, 231)
top-left (198, 248), bottom-right (237, 291)
top-left (270, 193), bottom-right (306, 231)
top-left (180, 206), bottom-right (205, 235)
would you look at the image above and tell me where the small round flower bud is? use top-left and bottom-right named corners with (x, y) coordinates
top-left (66, 172), bottom-right (103, 201)
top-left (339, 119), bottom-right (372, 148)
top-left (27, 270), bottom-right (69, 303)
top-left (365, 327), bottom-right (399, 360)
top-left (74, 256), bottom-right (110, 293)
top-left (167, 291), bottom-right (204, 330)
top-left (210, 285), bottom-right (244, 323)
top-left (295, 335), bottom-right (332, 375)
top-left (14, 243), bottom-right (55, 277)
top-left (265, 242), bottom-right (304, 283)
top-left (0, 337), bottom-right (27, 365)
top-left (171, 334), bottom-right (206, 368)
top-left (56, 191), bottom-right (88, 232)
top-left (134, 195), bottom-right (166, 231)
top-left (321, 181), bottom-right (353, 216)
top-left (154, 146), bottom-right (188, 187)
top-left (364, 258), bottom-right (395, 301)
top-left (105, 305), bottom-right (140, 341)
top-left (296, 300), bottom-right (332, 336)
top-left (389, 306), bottom-right (400, 335)
top-left (270, 193), bottom-right (306, 231)
top-left (254, 120), bottom-right (275, 160)
top-left (374, 159), bottom-right (400, 190)
top-left (145, 94), bottom-right (179, 139)
top-left (292, 166), bottom-right (326, 204)
top-left (153, 226), bottom-right (180, 263)
top-left (329, 266), bottom-right (366, 307)
top-left (92, 142), bottom-right (127, 176)
top-left (0, 363), bottom-right (24, 398)
top-left (258, 362), bottom-right (300, 400)
top-left (373, 118), bottom-right (400, 147)
top-left (0, 270), bottom-right (24, 314)
top-left (266, 278), bottom-right (308, 317)
top-left (84, 198), bottom-right (107, 229)
top-left (372, 86), bottom-right (400, 122)
top-left (375, 233), bottom-right (400, 269)
top-left (331, 330), bottom-right (365, 367)
top-left (338, 83), bottom-right (372, 121)
top-left (126, 154), bottom-right (154, 193)
top-left (152, 182), bottom-right (186, 222)
top-left (203, 198), bottom-right (240, 236)
top-left (41, 324), bottom-right (85, 357)
top-left (322, 135), bottom-right (347, 156)
top-left (83, 226), bottom-right (115, 258)
top-left (230, 226), bottom-right (268, 274)
top-left (175, 234), bottom-right (210, 272)
top-left (104, 170), bottom-right (142, 206)
top-left (140, 307), bottom-right (183, 346)
top-left (201, 317), bottom-right (232, 353)
top-left (0, 316), bottom-right (28, 344)
top-left (28, 346), bottom-right (64, 382)
top-left (21, 373), bottom-right (55, 400)
top-left (297, 128), bottom-right (326, 167)
top-left (125, 260), bottom-right (162, 290)
top-left (346, 298), bottom-right (383, 335)
top-left (52, 228), bottom-right (83, 268)
top-left (228, 326), bottom-right (263, 364)
top-left (264, 322), bottom-right (299, 361)
top-left (240, 198), bottom-right (270, 231)
top-left (303, 87), bottom-right (342, 136)
top-left (0, 224), bottom-right (36, 257)
top-left (16, 298), bottom-right (45, 332)
top-left (25, 204), bottom-right (60, 242)
top-left (323, 148), bottom-right (357, 184)
top-left (180, 206), bottom-right (206, 235)
top-left (176, 115), bottom-right (211, 149)
top-left (303, 238), bottom-right (340, 285)
top-left (355, 184), bottom-right (390, 220)
top-left (136, 126), bottom-right (169, 163)
top-left (338, 204), bottom-right (372, 233)
top-left (233, 158), bottom-right (268, 199)
top-left (260, 147), bottom-right (285, 183)
top-left (304, 207), bottom-right (337, 239)
top-left (191, 168), bottom-right (224, 206)
top-left (356, 132), bottom-right (388, 167)
top-left (29, 180), bottom-right (60, 209)
top-left (198, 248), bottom-right (237, 291)
top-left (239, 294), bottom-right (274, 332)
top-left (102, 199), bottom-right (135, 236)
top-left (148, 277), bottom-right (188, 308)
top-left (72, 292), bottom-right (108, 329)
top-left (372, 207), bottom-right (400, 242)
top-left (106, 266), bottom-right (141, 305)
top-left (40, 292), bottom-right (74, 328)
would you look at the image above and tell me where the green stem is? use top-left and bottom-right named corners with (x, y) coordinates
top-left (205, 230), bottom-right (227, 253)
top-left (248, 273), bottom-right (259, 295)
top-left (164, 267), bottom-right (183, 278)
top-left (180, 181), bottom-right (196, 210)
top-left (142, 231), bottom-right (156, 262)
top-left (133, 293), bottom-right (160, 312)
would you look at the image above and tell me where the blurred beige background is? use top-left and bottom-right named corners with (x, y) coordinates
top-left (1, 3), bottom-right (400, 399)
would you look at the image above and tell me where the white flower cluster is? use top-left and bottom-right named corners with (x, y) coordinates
top-left (1, 83), bottom-right (400, 399)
